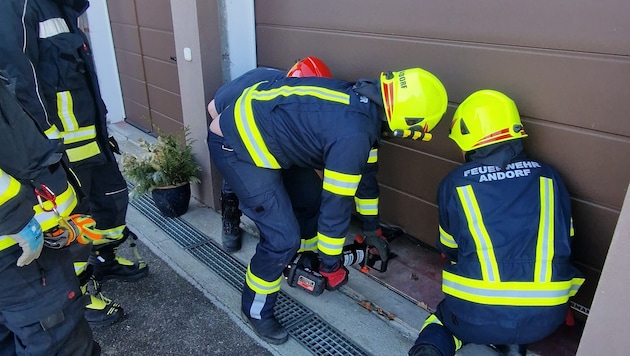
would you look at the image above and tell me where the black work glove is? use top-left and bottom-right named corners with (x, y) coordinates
top-left (108, 136), bottom-right (121, 155)
top-left (364, 229), bottom-right (390, 264)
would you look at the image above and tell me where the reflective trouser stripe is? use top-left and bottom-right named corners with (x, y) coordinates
top-left (421, 314), bottom-right (463, 350)
top-left (245, 264), bottom-right (282, 295)
top-left (298, 236), bottom-right (318, 253)
top-left (322, 169), bottom-right (361, 196)
top-left (354, 196), bottom-right (378, 216)
top-left (89, 224), bottom-right (126, 246)
top-left (317, 232), bottom-right (344, 256)
top-left (367, 148), bottom-right (378, 164)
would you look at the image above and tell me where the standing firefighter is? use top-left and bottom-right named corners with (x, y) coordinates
top-left (208, 67), bottom-right (448, 344)
top-left (0, 0), bottom-right (148, 326)
top-left (0, 75), bottom-right (100, 355)
top-left (408, 90), bottom-right (584, 356)
top-left (211, 56), bottom-right (390, 264)
top-left (210, 56), bottom-right (334, 253)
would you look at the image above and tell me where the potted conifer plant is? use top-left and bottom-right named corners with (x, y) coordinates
top-left (122, 127), bottom-right (201, 218)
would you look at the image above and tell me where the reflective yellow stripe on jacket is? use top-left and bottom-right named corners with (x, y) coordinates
top-left (446, 179), bottom-right (584, 306)
top-left (442, 271), bottom-right (584, 306)
top-left (33, 182), bottom-right (78, 232)
top-left (439, 225), bottom-right (458, 249)
top-left (233, 82), bottom-right (350, 168)
top-left (0, 169), bottom-right (21, 250)
top-left (56, 91), bottom-right (101, 162)
top-left (456, 185), bottom-right (500, 282)
top-left (0, 169), bottom-right (21, 206)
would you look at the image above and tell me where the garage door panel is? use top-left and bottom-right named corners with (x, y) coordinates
top-left (378, 144), bottom-right (455, 204)
top-left (139, 28), bottom-right (176, 62)
top-left (113, 49), bottom-right (144, 80)
top-left (143, 58), bottom-right (180, 94)
top-left (256, 0), bottom-right (630, 56)
top-left (571, 262), bottom-right (599, 311)
top-left (259, 28), bottom-right (630, 208)
top-left (524, 121), bottom-right (630, 210)
top-left (119, 75), bottom-right (148, 106)
top-left (135, 0), bottom-right (173, 32)
top-left (107, 0), bottom-right (138, 26)
top-left (110, 23), bottom-right (141, 53)
top-left (123, 98), bottom-right (151, 132)
top-left (382, 119), bottom-right (630, 211)
top-left (571, 200), bottom-right (618, 274)
top-left (379, 187), bottom-right (439, 247)
top-left (257, 28), bottom-right (630, 138)
top-left (150, 110), bottom-right (183, 135)
top-left (147, 85), bottom-right (183, 124)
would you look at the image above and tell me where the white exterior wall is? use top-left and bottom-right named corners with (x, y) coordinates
top-left (221, 0), bottom-right (257, 79)
top-left (85, 0), bottom-right (125, 123)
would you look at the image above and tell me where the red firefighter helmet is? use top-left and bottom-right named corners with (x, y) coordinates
top-left (287, 56), bottom-right (333, 78)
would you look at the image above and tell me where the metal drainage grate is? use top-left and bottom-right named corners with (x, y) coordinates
top-left (129, 190), bottom-right (368, 356)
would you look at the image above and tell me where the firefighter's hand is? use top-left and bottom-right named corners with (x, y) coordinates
top-left (364, 229), bottom-right (390, 263)
top-left (320, 263), bottom-right (349, 291)
top-left (392, 128), bottom-right (432, 141)
top-left (10, 218), bottom-right (44, 267)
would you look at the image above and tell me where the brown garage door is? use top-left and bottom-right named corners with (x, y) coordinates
top-left (254, 0), bottom-right (630, 313)
top-left (107, 0), bottom-right (183, 136)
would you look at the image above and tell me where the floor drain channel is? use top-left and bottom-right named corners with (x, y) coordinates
top-left (129, 191), bottom-right (369, 356)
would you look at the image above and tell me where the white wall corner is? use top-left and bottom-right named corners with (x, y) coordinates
top-left (221, 0), bottom-right (257, 79)
top-left (85, 0), bottom-right (125, 123)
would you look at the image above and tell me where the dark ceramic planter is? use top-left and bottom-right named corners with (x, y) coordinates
top-left (151, 182), bottom-right (191, 218)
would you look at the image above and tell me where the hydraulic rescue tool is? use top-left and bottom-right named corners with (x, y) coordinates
top-left (283, 225), bottom-right (403, 295)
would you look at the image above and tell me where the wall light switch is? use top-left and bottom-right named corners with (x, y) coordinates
top-left (183, 47), bottom-right (192, 61)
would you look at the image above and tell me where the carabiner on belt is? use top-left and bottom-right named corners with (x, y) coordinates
top-left (35, 184), bottom-right (58, 214)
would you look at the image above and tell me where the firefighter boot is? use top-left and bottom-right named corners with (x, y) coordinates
top-left (221, 192), bottom-right (242, 252)
top-left (494, 344), bottom-right (527, 356)
top-left (89, 229), bottom-right (148, 281)
top-left (76, 263), bottom-right (124, 327)
top-left (241, 312), bottom-right (289, 345)
top-left (408, 344), bottom-right (443, 356)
